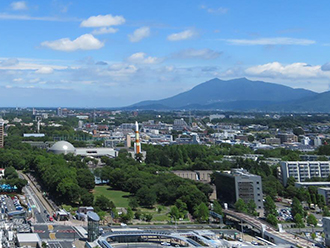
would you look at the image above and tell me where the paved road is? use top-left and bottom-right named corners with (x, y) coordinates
top-left (48, 241), bottom-right (72, 248)
top-left (34, 224), bottom-right (79, 241)
top-left (23, 182), bottom-right (49, 223)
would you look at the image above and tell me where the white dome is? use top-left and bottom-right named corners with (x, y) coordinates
top-left (49, 141), bottom-right (75, 155)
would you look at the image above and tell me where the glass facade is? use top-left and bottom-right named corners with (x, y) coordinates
top-left (87, 212), bottom-right (100, 242)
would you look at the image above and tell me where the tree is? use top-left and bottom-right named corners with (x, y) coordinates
top-left (324, 206), bottom-right (330, 217)
top-left (286, 177), bottom-right (296, 187)
top-left (80, 191), bottom-right (94, 206)
top-left (135, 209), bottom-right (142, 220)
top-left (175, 199), bottom-right (187, 213)
top-left (291, 197), bottom-right (304, 217)
top-left (76, 169), bottom-right (95, 190)
top-left (126, 207), bottom-right (134, 222)
top-left (145, 213), bottom-right (153, 222)
top-left (293, 127), bottom-right (304, 136)
top-left (4, 166), bottom-right (18, 179)
top-left (169, 206), bottom-right (180, 220)
top-left (248, 135), bottom-right (255, 142)
top-left (194, 202), bottom-right (209, 223)
top-left (266, 214), bottom-right (278, 226)
top-left (307, 214), bottom-right (318, 226)
top-left (294, 213), bottom-right (305, 228)
top-left (128, 197), bottom-right (139, 210)
top-left (317, 194), bottom-right (325, 209)
top-left (235, 198), bottom-right (247, 213)
top-left (136, 186), bottom-right (157, 207)
top-left (213, 200), bottom-right (223, 216)
top-left (247, 200), bottom-right (258, 216)
top-left (94, 195), bottom-right (115, 211)
top-left (311, 232), bottom-right (316, 240)
top-left (264, 196), bottom-right (277, 216)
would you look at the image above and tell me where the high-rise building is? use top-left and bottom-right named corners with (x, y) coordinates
top-left (214, 168), bottom-right (264, 215)
top-left (0, 122), bottom-right (4, 148)
top-left (280, 161), bottom-right (330, 186)
top-left (126, 134), bottom-right (131, 148)
top-left (57, 107), bottom-right (62, 116)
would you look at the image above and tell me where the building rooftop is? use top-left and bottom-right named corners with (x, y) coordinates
top-left (17, 233), bottom-right (41, 243)
top-left (49, 140), bottom-right (75, 154)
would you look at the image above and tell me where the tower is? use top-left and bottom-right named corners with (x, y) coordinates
top-left (134, 121), bottom-right (141, 154)
top-left (0, 122), bottom-right (4, 148)
top-left (57, 107), bottom-right (62, 116)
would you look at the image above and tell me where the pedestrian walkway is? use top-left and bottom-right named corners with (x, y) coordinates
top-left (72, 226), bottom-right (87, 239)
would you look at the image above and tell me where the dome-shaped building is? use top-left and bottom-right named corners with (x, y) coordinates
top-left (49, 141), bottom-right (75, 155)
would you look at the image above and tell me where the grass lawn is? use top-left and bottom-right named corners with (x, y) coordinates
top-left (93, 186), bottom-right (130, 208)
top-left (138, 205), bottom-right (171, 222)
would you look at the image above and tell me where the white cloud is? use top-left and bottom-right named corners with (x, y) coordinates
top-left (200, 5), bottom-right (228, 14)
top-left (174, 48), bottom-right (222, 60)
top-left (167, 29), bottom-right (197, 41)
top-left (11, 1), bottom-right (28, 10)
top-left (41, 34), bottom-right (104, 52)
top-left (92, 27), bottom-right (118, 35)
top-left (0, 58), bottom-right (66, 70)
top-left (1, 58), bottom-right (19, 66)
top-left (127, 52), bottom-right (162, 64)
top-left (128, 27), bottom-right (150, 42)
top-left (245, 62), bottom-right (324, 79)
top-left (35, 67), bottom-right (54, 74)
top-left (13, 78), bottom-right (23, 82)
top-left (80, 14), bottom-right (125, 27)
top-left (224, 37), bottom-right (315, 45)
top-left (0, 13), bottom-right (79, 22)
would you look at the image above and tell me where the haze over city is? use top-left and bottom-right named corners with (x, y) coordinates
top-left (1, 0), bottom-right (330, 107)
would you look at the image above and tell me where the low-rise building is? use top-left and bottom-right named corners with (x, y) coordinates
top-left (17, 233), bottom-right (42, 248)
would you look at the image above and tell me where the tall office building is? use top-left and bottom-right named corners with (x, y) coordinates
top-left (0, 122), bottom-right (4, 148)
top-left (214, 168), bottom-right (264, 215)
top-left (280, 161), bottom-right (330, 186)
top-left (57, 107), bottom-right (62, 116)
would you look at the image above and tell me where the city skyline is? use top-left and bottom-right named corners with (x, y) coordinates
top-left (1, 0), bottom-right (330, 107)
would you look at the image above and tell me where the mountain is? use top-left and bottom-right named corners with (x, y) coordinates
top-left (267, 90), bottom-right (330, 112)
top-left (129, 78), bottom-right (317, 110)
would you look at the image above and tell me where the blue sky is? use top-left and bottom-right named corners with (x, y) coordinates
top-left (1, 0), bottom-right (330, 107)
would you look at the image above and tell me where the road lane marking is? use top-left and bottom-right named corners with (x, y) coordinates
top-left (49, 233), bottom-right (56, 240)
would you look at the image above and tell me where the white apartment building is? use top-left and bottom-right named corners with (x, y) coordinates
top-left (280, 161), bottom-right (330, 186)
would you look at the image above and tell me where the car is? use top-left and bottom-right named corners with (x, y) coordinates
top-left (49, 216), bottom-right (54, 222)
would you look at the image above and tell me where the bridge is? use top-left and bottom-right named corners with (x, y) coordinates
top-left (222, 209), bottom-right (318, 248)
